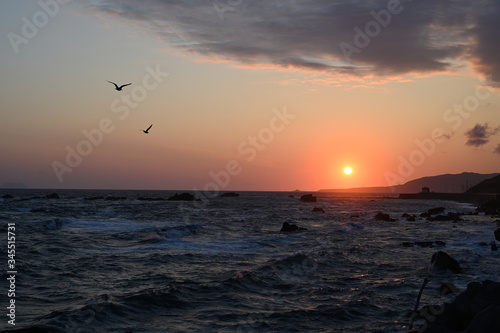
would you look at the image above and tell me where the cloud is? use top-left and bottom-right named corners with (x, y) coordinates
top-left (465, 123), bottom-right (499, 147)
top-left (467, 0), bottom-right (500, 83)
top-left (433, 131), bottom-right (453, 142)
top-left (86, 0), bottom-right (500, 83)
top-left (494, 144), bottom-right (500, 154)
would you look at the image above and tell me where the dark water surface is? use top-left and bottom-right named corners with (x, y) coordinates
top-left (1, 189), bottom-right (498, 332)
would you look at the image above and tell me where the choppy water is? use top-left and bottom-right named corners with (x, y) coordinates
top-left (1, 189), bottom-right (498, 333)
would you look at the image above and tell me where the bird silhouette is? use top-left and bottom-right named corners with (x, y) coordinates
top-left (107, 81), bottom-right (131, 91)
top-left (142, 124), bottom-right (153, 134)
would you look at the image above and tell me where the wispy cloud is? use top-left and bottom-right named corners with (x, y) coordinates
top-left (494, 144), bottom-right (500, 154)
top-left (86, 0), bottom-right (500, 84)
top-left (465, 123), bottom-right (499, 147)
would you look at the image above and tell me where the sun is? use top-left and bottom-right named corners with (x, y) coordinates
top-left (343, 166), bottom-right (353, 175)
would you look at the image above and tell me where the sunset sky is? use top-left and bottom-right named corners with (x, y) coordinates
top-left (1, 0), bottom-right (499, 191)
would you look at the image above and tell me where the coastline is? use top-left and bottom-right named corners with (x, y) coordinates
top-left (398, 192), bottom-right (499, 205)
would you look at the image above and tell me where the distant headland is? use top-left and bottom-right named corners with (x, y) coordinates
top-left (0, 182), bottom-right (27, 189)
top-left (319, 172), bottom-right (499, 194)
top-left (320, 172), bottom-right (500, 207)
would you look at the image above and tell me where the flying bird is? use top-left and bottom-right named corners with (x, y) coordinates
top-left (142, 124), bottom-right (153, 134)
top-left (107, 81), bottom-right (131, 91)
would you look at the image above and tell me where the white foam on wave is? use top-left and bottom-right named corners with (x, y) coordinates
top-left (340, 222), bottom-right (366, 233)
top-left (340, 226), bottom-right (352, 234)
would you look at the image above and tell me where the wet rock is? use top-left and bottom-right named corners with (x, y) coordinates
top-left (402, 213), bottom-right (417, 221)
top-left (462, 304), bottom-right (500, 333)
top-left (427, 212), bottom-right (462, 222)
top-left (374, 212), bottom-right (396, 222)
top-left (1, 194), bottom-right (13, 199)
top-left (417, 241), bottom-right (435, 247)
top-left (492, 243), bottom-right (498, 251)
top-left (427, 207), bottom-right (445, 215)
top-left (430, 251), bottom-right (462, 274)
top-left (312, 207), bottom-right (325, 213)
top-left (300, 194), bottom-right (317, 202)
top-left (46, 193), bottom-right (60, 199)
top-left (476, 198), bottom-right (500, 215)
top-left (440, 282), bottom-right (460, 296)
top-left (137, 197), bottom-right (165, 201)
top-left (85, 196), bottom-right (104, 200)
top-left (220, 192), bottom-right (239, 197)
top-left (495, 229), bottom-right (500, 242)
top-left (168, 193), bottom-right (199, 201)
top-left (280, 221), bottom-right (307, 232)
top-left (419, 281), bottom-right (500, 333)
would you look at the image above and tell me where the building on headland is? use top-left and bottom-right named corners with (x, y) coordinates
top-left (398, 191), bottom-right (470, 201)
top-left (399, 175), bottom-right (500, 204)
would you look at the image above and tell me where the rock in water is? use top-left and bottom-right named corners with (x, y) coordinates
top-left (300, 194), bottom-right (317, 202)
top-left (430, 251), bottom-right (462, 273)
top-left (220, 192), bottom-right (239, 197)
top-left (280, 222), bottom-right (307, 232)
top-left (427, 207), bottom-right (445, 215)
top-left (440, 282), bottom-right (460, 296)
top-left (420, 281), bottom-right (500, 332)
top-left (168, 193), bottom-right (198, 201)
top-left (374, 212), bottom-right (396, 221)
top-left (85, 196), bottom-right (104, 200)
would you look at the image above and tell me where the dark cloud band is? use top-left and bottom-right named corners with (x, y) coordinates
top-left (88, 0), bottom-right (500, 82)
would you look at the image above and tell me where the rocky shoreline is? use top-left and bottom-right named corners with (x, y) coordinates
top-left (403, 201), bottom-right (500, 332)
top-left (408, 280), bottom-right (500, 333)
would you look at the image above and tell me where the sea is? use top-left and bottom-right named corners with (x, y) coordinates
top-left (1, 189), bottom-right (499, 333)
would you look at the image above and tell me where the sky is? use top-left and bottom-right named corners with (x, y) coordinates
top-left (1, 0), bottom-right (499, 191)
